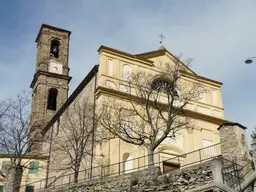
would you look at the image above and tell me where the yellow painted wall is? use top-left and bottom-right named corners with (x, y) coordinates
top-left (95, 47), bottom-right (224, 170)
top-left (43, 46), bottom-right (225, 179)
top-left (0, 157), bottom-right (47, 192)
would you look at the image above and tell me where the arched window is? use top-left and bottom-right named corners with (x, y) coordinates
top-left (123, 153), bottom-right (133, 173)
top-left (29, 161), bottom-right (39, 174)
top-left (151, 77), bottom-right (179, 97)
top-left (122, 64), bottom-right (132, 80)
top-left (50, 40), bottom-right (60, 58)
top-left (47, 88), bottom-right (58, 110)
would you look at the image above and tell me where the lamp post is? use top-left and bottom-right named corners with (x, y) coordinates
top-left (245, 57), bottom-right (256, 64)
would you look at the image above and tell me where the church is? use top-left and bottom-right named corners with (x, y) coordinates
top-left (29, 24), bottom-right (227, 187)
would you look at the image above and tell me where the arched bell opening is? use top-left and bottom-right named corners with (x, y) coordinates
top-left (50, 40), bottom-right (60, 58)
top-left (47, 88), bottom-right (58, 111)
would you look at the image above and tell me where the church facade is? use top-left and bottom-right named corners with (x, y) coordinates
top-left (30, 24), bottom-right (227, 181)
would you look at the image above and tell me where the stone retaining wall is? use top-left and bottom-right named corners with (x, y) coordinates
top-left (40, 159), bottom-right (233, 192)
top-left (156, 162), bottom-right (213, 191)
top-left (41, 166), bottom-right (161, 192)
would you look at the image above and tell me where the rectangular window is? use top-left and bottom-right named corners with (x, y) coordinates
top-left (29, 161), bottom-right (39, 174)
top-left (108, 59), bottom-right (114, 76)
top-left (25, 186), bottom-right (34, 192)
top-left (202, 140), bottom-right (214, 156)
top-left (212, 90), bottom-right (217, 105)
top-left (198, 88), bottom-right (205, 102)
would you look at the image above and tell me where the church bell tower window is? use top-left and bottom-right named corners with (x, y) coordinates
top-left (47, 88), bottom-right (58, 110)
top-left (50, 40), bottom-right (60, 58)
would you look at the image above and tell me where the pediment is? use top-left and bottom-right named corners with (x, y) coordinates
top-left (135, 48), bottom-right (196, 76)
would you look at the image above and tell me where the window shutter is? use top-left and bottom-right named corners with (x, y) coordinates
top-left (29, 161), bottom-right (39, 174)
top-left (25, 186), bottom-right (34, 192)
top-left (34, 161), bottom-right (39, 174)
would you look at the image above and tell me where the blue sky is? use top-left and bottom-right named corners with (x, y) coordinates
top-left (1, 0), bottom-right (256, 139)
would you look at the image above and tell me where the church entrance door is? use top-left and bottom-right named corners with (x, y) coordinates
top-left (163, 161), bottom-right (180, 174)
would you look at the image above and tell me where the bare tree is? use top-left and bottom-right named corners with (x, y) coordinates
top-left (0, 101), bottom-right (11, 182)
top-left (99, 57), bottom-right (204, 167)
top-left (50, 99), bottom-right (94, 183)
top-left (93, 155), bottom-right (114, 178)
top-left (251, 126), bottom-right (256, 141)
top-left (0, 92), bottom-right (33, 192)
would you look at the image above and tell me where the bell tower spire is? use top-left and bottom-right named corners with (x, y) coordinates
top-left (29, 24), bottom-right (72, 152)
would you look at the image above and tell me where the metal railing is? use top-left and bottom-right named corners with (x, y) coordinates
top-left (221, 158), bottom-right (253, 191)
top-left (25, 143), bottom-right (221, 191)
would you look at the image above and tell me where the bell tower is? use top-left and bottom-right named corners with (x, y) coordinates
top-left (29, 24), bottom-right (72, 151)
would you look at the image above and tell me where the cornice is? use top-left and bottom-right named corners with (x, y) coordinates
top-left (182, 72), bottom-right (223, 87)
top-left (135, 48), bottom-right (167, 58)
top-left (98, 45), bottom-right (154, 66)
top-left (0, 154), bottom-right (48, 160)
top-left (36, 23), bottom-right (71, 42)
top-left (95, 86), bottom-right (228, 125)
top-left (30, 70), bottom-right (72, 88)
top-left (136, 48), bottom-right (197, 76)
top-left (136, 48), bottom-right (222, 86)
top-left (217, 122), bottom-right (246, 130)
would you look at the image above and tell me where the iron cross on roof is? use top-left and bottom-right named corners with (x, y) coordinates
top-left (158, 33), bottom-right (165, 45)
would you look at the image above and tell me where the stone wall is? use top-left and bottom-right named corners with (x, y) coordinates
top-left (157, 162), bottom-right (213, 191)
top-left (41, 167), bottom-right (161, 192)
top-left (30, 24), bottom-right (71, 153)
top-left (218, 123), bottom-right (250, 167)
top-left (39, 159), bottom-right (233, 192)
top-left (251, 141), bottom-right (256, 168)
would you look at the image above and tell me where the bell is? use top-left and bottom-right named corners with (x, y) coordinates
top-left (52, 45), bottom-right (58, 54)
top-left (51, 45), bottom-right (59, 58)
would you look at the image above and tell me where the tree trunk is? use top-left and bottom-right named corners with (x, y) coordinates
top-left (74, 169), bottom-right (79, 183)
top-left (4, 165), bottom-right (23, 192)
top-left (147, 147), bottom-right (154, 168)
top-left (74, 162), bottom-right (81, 183)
